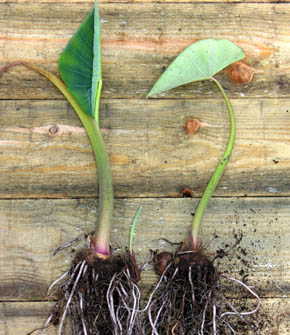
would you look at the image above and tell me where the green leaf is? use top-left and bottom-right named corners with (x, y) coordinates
top-left (58, 1), bottom-right (102, 118)
top-left (147, 39), bottom-right (245, 97)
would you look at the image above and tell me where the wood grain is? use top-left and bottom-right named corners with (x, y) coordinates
top-left (0, 197), bottom-right (289, 301)
top-left (0, 3), bottom-right (288, 99)
top-left (1, 1), bottom-right (289, 334)
top-left (1, 298), bottom-right (290, 335)
top-left (1, 98), bottom-right (290, 198)
top-left (1, 0), bottom-right (286, 3)
top-left (0, 299), bottom-right (289, 335)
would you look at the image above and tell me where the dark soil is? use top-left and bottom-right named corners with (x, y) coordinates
top-left (47, 248), bottom-right (143, 335)
top-left (144, 244), bottom-right (261, 335)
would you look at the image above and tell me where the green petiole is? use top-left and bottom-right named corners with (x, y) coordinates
top-left (191, 77), bottom-right (236, 248)
top-left (36, 67), bottom-right (113, 257)
top-left (0, 62), bottom-right (113, 257)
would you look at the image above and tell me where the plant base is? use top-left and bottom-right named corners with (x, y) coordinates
top-left (43, 247), bottom-right (142, 335)
top-left (145, 242), bottom-right (261, 335)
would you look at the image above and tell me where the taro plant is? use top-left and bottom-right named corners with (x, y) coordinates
top-left (144, 39), bottom-right (261, 335)
top-left (1, 2), bottom-right (143, 335)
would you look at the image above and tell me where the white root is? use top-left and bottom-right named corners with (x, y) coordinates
top-left (213, 304), bottom-right (217, 335)
top-left (58, 260), bottom-right (86, 335)
top-left (39, 313), bottom-right (54, 335)
top-left (141, 261), bottom-right (174, 313)
top-left (47, 271), bottom-right (69, 293)
top-left (188, 266), bottom-right (195, 304)
top-left (78, 292), bottom-right (88, 335)
top-left (221, 275), bottom-right (261, 317)
top-left (106, 272), bottom-right (118, 327)
top-left (222, 319), bottom-right (237, 334)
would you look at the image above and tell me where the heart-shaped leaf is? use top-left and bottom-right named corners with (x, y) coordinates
top-left (147, 39), bottom-right (245, 97)
top-left (58, 2), bottom-right (102, 117)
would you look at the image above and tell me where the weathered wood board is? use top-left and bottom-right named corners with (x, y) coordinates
top-left (0, 3), bottom-right (288, 99)
top-left (1, 299), bottom-right (290, 335)
top-left (1, 0), bottom-right (286, 3)
top-left (1, 99), bottom-right (290, 198)
top-left (0, 197), bottom-right (290, 300)
top-left (0, 197), bottom-right (290, 333)
top-left (1, 0), bottom-right (290, 334)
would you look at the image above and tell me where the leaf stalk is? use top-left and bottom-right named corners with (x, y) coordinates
top-left (0, 62), bottom-right (113, 257)
top-left (191, 77), bottom-right (236, 248)
top-left (35, 66), bottom-right (113, 256)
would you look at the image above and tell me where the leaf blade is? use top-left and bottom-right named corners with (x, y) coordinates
top-left (58, 1), bottom-right (102, 117)
top-left (147, 39), bottom-right (245, 97)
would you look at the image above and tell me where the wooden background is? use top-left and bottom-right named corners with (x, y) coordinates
top-left (1, 0), bottom-right (290, 334)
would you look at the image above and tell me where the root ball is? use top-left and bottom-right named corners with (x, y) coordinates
top-left (48, 248), bottom-right (142, 335)
top-left (146, 248), bottom-right (260, 335)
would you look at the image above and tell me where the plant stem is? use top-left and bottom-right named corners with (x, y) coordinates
top-left (82, 117), bottom-right (113, 258)
top-left (34, 66), bottom-right (113, 257)
top-left (0, 62), bottom-right (113, 257)
top-left (191, 77), bottom-right (236, 248)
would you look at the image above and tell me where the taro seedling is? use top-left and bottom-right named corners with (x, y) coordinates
top-left (1, 2), bottom-right (143, 335)
top-left (144, 39), bottom-right (261, 335)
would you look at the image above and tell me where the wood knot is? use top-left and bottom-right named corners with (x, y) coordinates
top-left (226, 61), bottom-right (254, 84)
top-left (185, 119), bottom-right (201, 134)
top-left (49, 125), bottom-right (59, 136)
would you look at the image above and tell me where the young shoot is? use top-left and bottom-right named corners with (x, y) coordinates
top-left (147, 38), bottom-right (244, 249)
top-left (0, 4), bottom-right (112, 258)
top-left (129, 206), bottom-right (143, 255)
top-left (145, 39), bottom-right (260, 334)
top-left (1, 2), bottom-right (143, 334)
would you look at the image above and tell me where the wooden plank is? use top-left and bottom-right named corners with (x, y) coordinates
top-left (0, 298), bottom-right (289, 335)
top-left (0, 197), bottom-right (289, 301)
top-left (2, 0), bottom-right (286, 3)
top-left (0, 302), bottom-right (67, 335)
top-left (1, 98), bottom-right (290, 198)
top-left (0, 3), bottom-right (288, 99)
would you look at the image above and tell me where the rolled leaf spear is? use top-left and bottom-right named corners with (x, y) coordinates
top-left (145, 39), bottom-right (261, 334)
top-left (1, 2), bottom-right (142, 334)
